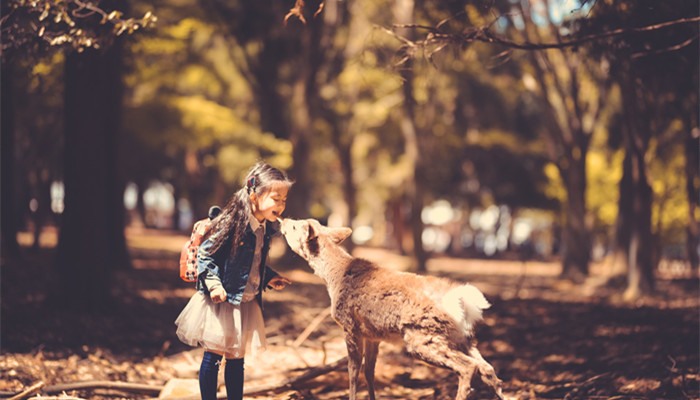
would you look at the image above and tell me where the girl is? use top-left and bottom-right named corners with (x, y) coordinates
top-left (175, 162), bottom-right (293, 400)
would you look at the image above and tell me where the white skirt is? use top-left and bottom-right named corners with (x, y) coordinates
top-left (175, 291), bottom-right (266, 358)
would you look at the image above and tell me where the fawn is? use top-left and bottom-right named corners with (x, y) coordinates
top-left (279, 218), bottom-right (504, 400)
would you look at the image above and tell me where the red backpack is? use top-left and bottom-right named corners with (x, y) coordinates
top-left (179, 206), bottom-right (221, 282)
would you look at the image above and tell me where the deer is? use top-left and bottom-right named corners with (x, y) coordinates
top-left (279, 217), bottom-right (505, 400)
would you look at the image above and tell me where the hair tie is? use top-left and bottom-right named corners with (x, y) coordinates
top-left (247, 176), bottom-right (257, 192)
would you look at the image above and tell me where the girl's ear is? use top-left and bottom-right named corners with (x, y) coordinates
top-left (249, 192), bottom-right (258, 205)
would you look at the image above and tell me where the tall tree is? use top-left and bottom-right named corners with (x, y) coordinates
top-left (397, 0), bottom-right (698, 281)
top-left (394, 0), bottom-right (428, 272)
top-left (684, 126), bottom-right (699, 271)
top-left (306, 0), bottom-right (358, 238)
top-left (2, 0), bottom-right (153, 260)
top-left (580, 0), bottom-right (699, 298)
top-left (55, 35), bottom-right (130, 309)
top-left (1, 60), bottom-right (20, 256)
top-left (494, 1), bottom-right (613, 281)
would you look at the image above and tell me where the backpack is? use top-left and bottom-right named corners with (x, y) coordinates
top-left (179, 206), bottom-right (221, 282)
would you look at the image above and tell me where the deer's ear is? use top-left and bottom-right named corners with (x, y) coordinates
top-left (307, 221), bottom-right (318, 240)
top-left (330, 227), bottom-right (352, 244)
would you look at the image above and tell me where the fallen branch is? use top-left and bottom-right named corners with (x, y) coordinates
top-left (245, 356), bottom-right (348, 395)
top-left (563, 373), bottom-right (613, 400)
top-left (18, 397), bottom-right (84, 400)
top-left (8, 381), bottom-right (45, 400)
top-left (43, 381), bottom-right (162, 396)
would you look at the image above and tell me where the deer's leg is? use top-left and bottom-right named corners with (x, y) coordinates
top-left (344, 333), bottom-right (364, 400)
top-left (363, 339), bottom-right (380, 400)
top-left (403, 331), bottom-right (478, 400)
top-left (468, 347), bottom-right (504, 399)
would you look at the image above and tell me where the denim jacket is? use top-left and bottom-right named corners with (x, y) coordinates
top-left (196, 221), bottom-right (279, 309)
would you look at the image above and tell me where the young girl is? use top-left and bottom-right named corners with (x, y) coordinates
top-left (175, 162), bottom-right (293, 400)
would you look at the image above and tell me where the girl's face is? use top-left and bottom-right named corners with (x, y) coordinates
top-left (251, 182), bottom-right (289, 223)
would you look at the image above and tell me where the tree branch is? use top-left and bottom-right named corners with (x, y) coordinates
top-left (1, 0), bottom-right (157, 59)
top-left (392, 15), bottom-right (700, 51)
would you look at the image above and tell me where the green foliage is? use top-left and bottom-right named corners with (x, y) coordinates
top-left (11, 0), bottom-right (696, 256)
top-left (123, 8), bottom-right (292, 201)
top-left (649, 126), bottom-right (695, 246)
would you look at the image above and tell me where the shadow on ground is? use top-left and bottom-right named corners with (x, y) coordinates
top-left (1, 231), bottom-right (698, 399)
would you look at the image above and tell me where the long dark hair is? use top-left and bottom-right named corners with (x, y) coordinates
top-left (204, 162), bottom-right (293, 256)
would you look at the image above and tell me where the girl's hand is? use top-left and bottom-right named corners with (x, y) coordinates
top-left (210, 287), bottom-right (227, 303)
top-left (268, 276), bottom-right (292, 290)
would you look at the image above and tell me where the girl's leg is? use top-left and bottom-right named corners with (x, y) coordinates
top-left (199, 351), bottom-right (223, 400)
top-left (224, 357), bottom-right (245, 400)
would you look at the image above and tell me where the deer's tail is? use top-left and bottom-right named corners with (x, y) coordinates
top-left (441, 284), bottom-right (490, 335)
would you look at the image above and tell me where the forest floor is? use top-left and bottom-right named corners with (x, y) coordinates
top-left (2, 227), bottom-right (699, 400)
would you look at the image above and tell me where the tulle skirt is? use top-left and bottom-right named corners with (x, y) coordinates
top-left (175, 291), bottom-right (266, 358)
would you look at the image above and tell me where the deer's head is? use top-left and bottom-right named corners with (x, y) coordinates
top-left (279, 218), bottom-right (352, 262)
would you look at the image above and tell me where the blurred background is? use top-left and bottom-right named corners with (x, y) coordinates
top-left (1, 1), bottom-right (699, 398)
top-left (3, 0), bottom-right (697, 306)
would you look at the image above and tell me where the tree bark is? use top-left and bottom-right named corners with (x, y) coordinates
top-left (1, 61), bottom-right (21, 257)
top-left (395, 0), bottom-right (427, 273)
top-left (620, 75), bottom-right (655, 300)
top-left (684, 126), bottom-right (699, 270)
top-left (321, 0), bottom-right (356, 252)
top-left (610, 152), bottom-right (634, 277)
top-left (560, 153), bottom-right (590, 281)
top-left (329, 127), bottom-right (356, 252)
top-left (55, 36), bottom-right (130, 310)
top-left (624, 150), bottom-right (654, 300)
top-left (511, 2), bottom-right (598, 281)
top-left (286, 38), bottom-right (314, 219)
top-left (31, 173), bottom-right (53, 251)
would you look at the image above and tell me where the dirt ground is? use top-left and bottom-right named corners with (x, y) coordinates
top-left (2, 227), bottom-right (698, 399)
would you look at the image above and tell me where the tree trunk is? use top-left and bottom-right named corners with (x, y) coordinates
top-left (395, 0), bottom-right (426, 273)
top-left (171, 183), bottom-right (182, 231)
top-left (620, 75), bottom-right (655, 300)
top-left (559, 152), bottom-right (590, 282)
top-left (55, 37), bottom-right (129, 311)
top-left (610, 152), bottom-right (634, 277)
top-left (31, 172), bottom-right (53, 251)
top-left (623, 148), bottom-right (654, 300)
top-left (329, 129), bottom-right (356, 252)
top-left (1, 61), bottom-right (21, 257)
top-left (684, 127), bottom-right (699, 270)
top-left (287, 71), bottom-right (313, 219)
top-left (287, 14), bottom-right (324, 220)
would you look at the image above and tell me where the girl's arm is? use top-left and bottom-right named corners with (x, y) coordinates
top-left (197, 239), bottom-right (227, 301)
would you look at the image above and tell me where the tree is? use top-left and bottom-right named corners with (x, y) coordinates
top-left (1, 0), bottom-right (155, 309)
top-left (1, 61), bottom-right (20, 256)
top-left (580, 0), bottom-right (699, 298)
top-left (196, 0), bottom-right (327, 219)
top-left (393, 0), bottom-right (429, 272)
top-left (382, 0), bottom-right (698, 287)
top-left (468, 0), bottom-right (612, 281)
top-left (54, 34), bottom-right (130, 310)
top-left (122, 11), bottom-right (293, 221)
